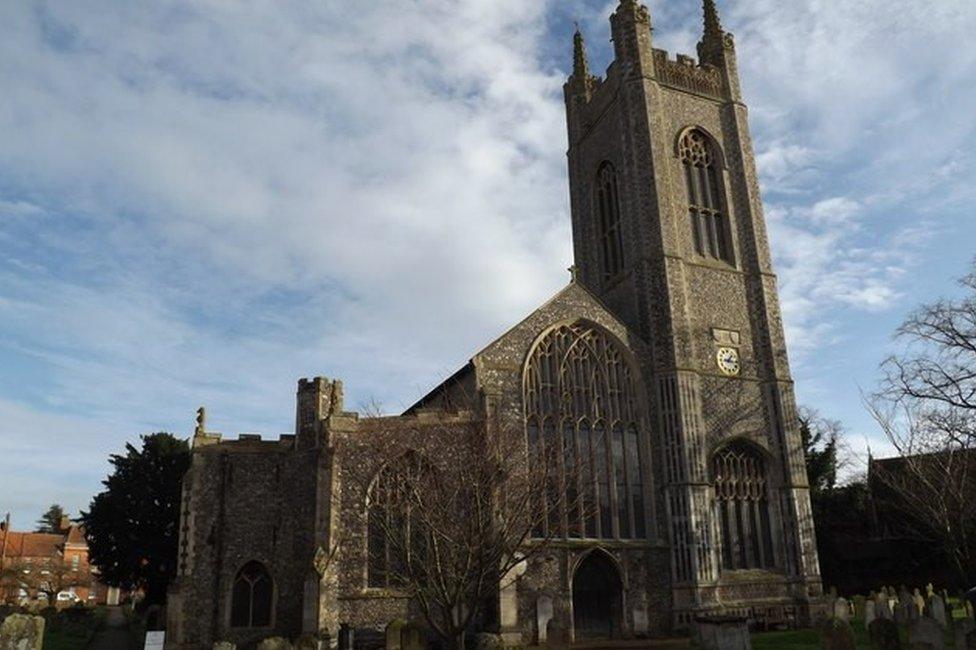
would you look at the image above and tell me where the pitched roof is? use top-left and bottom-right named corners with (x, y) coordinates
top-left (0, 530), bottom-right (65, 559)
top-left (64, 524), bottom-right (87, 546)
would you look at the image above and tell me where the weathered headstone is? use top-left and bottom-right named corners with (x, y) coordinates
top-left (878, 593), bottom-right (894, 621)
top-left (400, 623), bottom-right (424, 650)
top-left (256, 638), bottom-right (293, 650)
top-left (929, 594), bottom-right (947, 629)
top-left (868, 618), bottom-right (900, 650)
top-left (864, 598), bottom-right (877, 630)
top-left (954, 619), bottom-right (976, 650)
top-left (632, 607), bottom-right (648, 635)
top-left (545, 618), bottom-right (569, 650)
top-left (0, 615), bottom-right (44, 650)
top-left (913, 589), bottom-right (926, 617)
top-left (470, 633), bottom-right (503, 650)
top-left (818, 617), bottom-right (856, 650)
top-left (295, 635), bottom-right (320, 650)
top-left (212, 643), bottom-right (236, 650)
top-left (908, 600), bottom-right (921, 622)
top-left (693, 617), bottom-right (751, 650)
top-left (908, 617), bottom-right (944, 650)
top-left (834, 597), bottom-right (851, 623)
top-left (385, 619), bottom-right (406, 650)
top-left (926, 584), bottom-right (935, 599)
top-left (338, 624), bottom-right (354, 650)
top-left (967, 600), bottom-right (975, 620)
top-left (536, 595), bottom-right (553, 644)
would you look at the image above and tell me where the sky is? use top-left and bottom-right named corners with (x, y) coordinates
top-left (1, 0), bottom-right (975, 527)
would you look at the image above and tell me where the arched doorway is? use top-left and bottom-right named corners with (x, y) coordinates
top-left (572, 551), bottom-right (623, 640)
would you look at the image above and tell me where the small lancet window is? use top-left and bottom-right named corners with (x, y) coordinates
top-left (712, 441), bottom-right (775, 570)
top-left (230, 561), bottom-right (273, 628)
top-left (679, 130), bottom-right (733, 262)
top-left (595, 162), bottom-right (625, 282)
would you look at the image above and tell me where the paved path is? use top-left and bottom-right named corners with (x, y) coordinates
top-left (87, 606), bottom-right (132, 650)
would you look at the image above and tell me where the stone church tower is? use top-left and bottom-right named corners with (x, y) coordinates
top-left (166, 2), bottom-right (823, 647)
top-left (564, 0), bottom-right (821, 624)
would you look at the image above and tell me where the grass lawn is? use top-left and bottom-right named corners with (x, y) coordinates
top-left (42, 627), bottom-right (89, 650)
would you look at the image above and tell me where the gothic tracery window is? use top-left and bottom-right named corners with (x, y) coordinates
top-left (596, 162), bottom-right (625, 282)
top-left (230, 561), bottom-right (273, 628)
top-left (679, 129), bottom-right (732, 262)
top-left (712, 441), bottom-right (775, 570)
top-left (524, 322), bottom-right (647, 540)
top-left (366, 452), bottom-right (429, 588)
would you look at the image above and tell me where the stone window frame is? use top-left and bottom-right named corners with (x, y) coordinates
top-left (522, 319), bottom-right (652, 542)
top-left (675, 126), bottom-right (737, 266)
top-left (594, 161), bottom-right (626, 286)
top-left (228, 560), bottom-right (276, 630)
top-left (710, 438), bottom-right (777, 572)
top-left (363, 450), bottom-right (431, 590)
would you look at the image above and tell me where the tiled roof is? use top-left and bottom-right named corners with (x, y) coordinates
top-left (0, 531), bottom-right (65, 559)
top-left (65, 525), bottom-right (87, 546)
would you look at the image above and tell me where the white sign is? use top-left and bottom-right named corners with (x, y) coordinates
top-left (145, 631), bottom-right (165, 650)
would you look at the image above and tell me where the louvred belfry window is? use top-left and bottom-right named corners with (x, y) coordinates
top-left (595, 162), bottom-right (625, 282)
top-left (524, 321), bottom-right (647, 540)
top-left (713, 441), bottom-right (775, 570)
top-left (679, 129), bottom-right (733, 262)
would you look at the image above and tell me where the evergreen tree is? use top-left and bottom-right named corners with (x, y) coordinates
top-left (81, 433), bottom-right (190, 605)
top-left (35, 504), bottom-right (66, 533)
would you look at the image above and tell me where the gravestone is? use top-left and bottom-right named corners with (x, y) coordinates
top-left (818, 617), bottom-right (856, 650)
top-left (864, 598), bottom-right (877, 630)
top-left (914, 589), bottom-right (926, 617)
top-left (0, 615), bottom-right (44, 650)
top-left (470, 633), bottom-right (503, 650)
top-left (908, 600), bottom-right (921, 622)
top-left (213, 643), bottom-right (236, 650)
top-left (386, 619), bottom-right (406, 650)
top-left (834, 597), bottom-right (851, 623)
top-left (878, 593), bottom-right (894, 621)
top-left (868, 618), bottom-right (901, 650)
top-left (256, 638), bottom-right (293, 650)
top-left (295, 636), bottom-right (320, 650)
top-left (400, 623), bottom-right (424, 650)
top-left (338, 624), bottom-right (354, 650)
top-left (908, 617), bottom-right (944, 650)
top-left (967, 601), bottom-right (975, 620)
top-left (929, 595), bottom-right (947, 629)
top-left (694, 617), bottom-right (751, 650)
top-left (545, 618), bottom-right (569, 650)
top-left (954, 619), bottom-right (976, 650)
top-left (536, 595), bottom-right (553, 644)
top-left (632, 607), bottom-right (648, 635)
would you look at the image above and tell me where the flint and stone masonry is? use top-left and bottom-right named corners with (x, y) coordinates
top-left (166, 1), bottom-right (824, 647)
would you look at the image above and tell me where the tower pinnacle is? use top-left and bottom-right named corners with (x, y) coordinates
top-left (698, 0), bottom-right (727, 65)
top-left (572, 26), bottom-right (590, 81)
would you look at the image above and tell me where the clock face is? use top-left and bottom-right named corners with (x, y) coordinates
top-left (716, 347), bottom-right (741, 376)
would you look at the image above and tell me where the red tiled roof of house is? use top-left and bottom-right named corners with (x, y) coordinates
top-left (0, 530), bottom-right (65, 559)
top-left (65, 524), bottom-right (87, 546)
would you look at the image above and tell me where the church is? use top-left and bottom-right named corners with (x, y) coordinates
top-left (166, 1), bottom-right (824, 647)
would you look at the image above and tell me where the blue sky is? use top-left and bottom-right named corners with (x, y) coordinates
top-left (1, 0), bottom-right (975, 526)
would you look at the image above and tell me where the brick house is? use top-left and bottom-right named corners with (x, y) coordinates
top-left (0, 515), bottom-right (121, 606)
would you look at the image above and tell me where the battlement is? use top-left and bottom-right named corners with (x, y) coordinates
top-left (652, 48), bottom-right (725, 99)
top-left (191, 430), bottom-right (298, 451)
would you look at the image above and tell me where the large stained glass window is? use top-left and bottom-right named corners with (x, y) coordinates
top-left (524, 322), bottom-right (647, 540)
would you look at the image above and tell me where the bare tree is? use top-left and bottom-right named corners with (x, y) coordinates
top-left (5, 556), bottom-right (87, 604)
top-left (347, 414), bottom-right (588, 650)
top-left (869, 261), bottom-right (976, 585)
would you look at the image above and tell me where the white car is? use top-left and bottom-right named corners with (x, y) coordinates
top-left (56, 591), bottom-right (80, 603)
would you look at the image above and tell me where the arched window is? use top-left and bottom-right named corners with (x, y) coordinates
top-left (679, 129), bottom-right (732, 262)
top-left (524, 322), bottom-right (647, 540)
top-left (596, 162), bottom-right (625, 282)
top-left (366, 452), bottom-right (429, 588)
top-left (230, 561), bottom-right (273, 628)
top-left (712, 441), bottom-right (775, 570)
